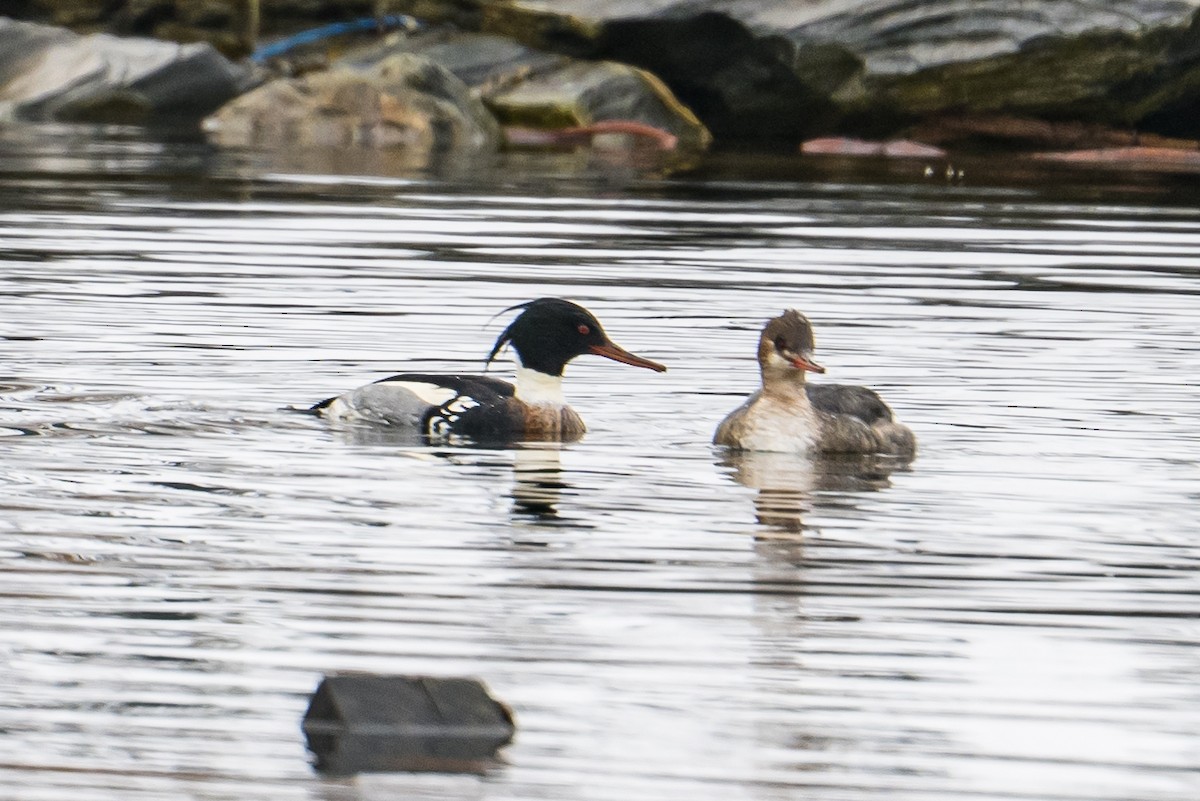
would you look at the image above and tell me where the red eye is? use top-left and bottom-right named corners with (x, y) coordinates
top-left (577, 324), bottom-right (590, 335)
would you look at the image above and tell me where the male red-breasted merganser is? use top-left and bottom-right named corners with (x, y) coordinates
top-left (313, 298), bottom-right (666, 442)
top-left (714, 309), bottom-right (915, 455)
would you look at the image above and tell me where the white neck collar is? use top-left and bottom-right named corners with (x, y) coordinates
top-left (514, 367), bottom-right (565, 406)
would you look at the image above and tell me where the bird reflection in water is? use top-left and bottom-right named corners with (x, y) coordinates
top-left (316, 420), bottom-right (570, 522)
top-left (510, 443), bottom-right (567, 520)
top-left (720, 450), bottom-right (910, 532)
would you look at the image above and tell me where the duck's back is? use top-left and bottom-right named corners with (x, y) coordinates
top-left (807, 383), bottom-right (915, 456)
top-left (313, 373), bottom-right (518, 435)
top-left (313, 373), bottom-right (589, 442)
top-left (806, 383), bottom-right (893, 425)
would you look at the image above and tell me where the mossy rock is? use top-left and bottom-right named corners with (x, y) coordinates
top-left (871, 29), bottom-right (1178, 126)
top-left (376, 1), bottom-right (1200, 143)
top-left (486, 61), bottom-right (710, 149)
top-left (343, 30), bottom-right (711, 149)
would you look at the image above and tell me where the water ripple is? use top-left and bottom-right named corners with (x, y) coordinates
top-left (0, 130), bottom-right (1197, 801)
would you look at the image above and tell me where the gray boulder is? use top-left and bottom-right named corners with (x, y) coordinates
top-left (204, 53), bottom-right (502, 152)
top-left (380, 0), bottom-right (1200, 144)
top-left (346, 30), bottom-right (710, 150)
top-left (0, 17), bottom-right (248, 122)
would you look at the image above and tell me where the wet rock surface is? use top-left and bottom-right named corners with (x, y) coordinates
top-left (379, 0), bottom-right (1200, 144)
top-left (302, 674), bottom-right (515, 775)
top-left (204, 52), bottom-right (502, 152)
top-left (0, 17), bottom-right (248, 122)
top-left (8, 2), bottom-right (1200, 158)
top-left (339, 29), bottom-right (710, 150)
top-left (18, 0), bottom-right (376, 56)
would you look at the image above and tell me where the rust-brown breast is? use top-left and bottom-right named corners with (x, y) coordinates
top-left (518, 402), bottom-right (587, 442)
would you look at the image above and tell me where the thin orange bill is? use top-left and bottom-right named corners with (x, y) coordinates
top-left (790, 353), bottom-right (825, 373)
top-left (589, 341), bottom-right (667, 372)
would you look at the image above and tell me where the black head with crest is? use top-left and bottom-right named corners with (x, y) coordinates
top-left (486, 298), bottom-right (666, 377)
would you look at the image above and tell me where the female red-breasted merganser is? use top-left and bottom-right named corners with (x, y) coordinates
top-left (313, 298), bottom-right (666, 442)
top-left (714, 309), bottom-right (915, 455)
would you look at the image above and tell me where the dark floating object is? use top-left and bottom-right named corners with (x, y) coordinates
top-left (302, 674), bottom-right (516, 775)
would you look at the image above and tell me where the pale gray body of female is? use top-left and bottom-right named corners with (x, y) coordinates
top-left (714, 310), bottom-right (915, 456)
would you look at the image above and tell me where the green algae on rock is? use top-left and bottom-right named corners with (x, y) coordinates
top-left (344, 29), bottom-right (710, 150)
top-left (375, 0), bottom-right (1200, 145)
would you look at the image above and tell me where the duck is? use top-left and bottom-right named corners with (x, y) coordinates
top-left (714, 309), bottom-right (915, 455)
top-left (312, 298), bottom-right (666, 442)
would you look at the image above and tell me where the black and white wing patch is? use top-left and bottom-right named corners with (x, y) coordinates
top-left (314, 374), bottom-right (520, 441)
top-left (424, 393), bottom-right (483, 437)
top-left (313, 373), bottom-right (515, 433)
top-left (313, 372), bottom-right (521, 440)
top-left (416, 375), bottom-right (520, 441)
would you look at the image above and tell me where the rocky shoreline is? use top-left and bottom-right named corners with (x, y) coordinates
top-left (6, 1), bottom-right (1200, 170)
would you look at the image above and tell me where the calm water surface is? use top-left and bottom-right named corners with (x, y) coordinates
top-left (1, 126), bottom-right (1198, 801)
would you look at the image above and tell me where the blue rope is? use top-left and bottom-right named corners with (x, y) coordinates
top-left (250, 15), bottom-right (419, 63)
